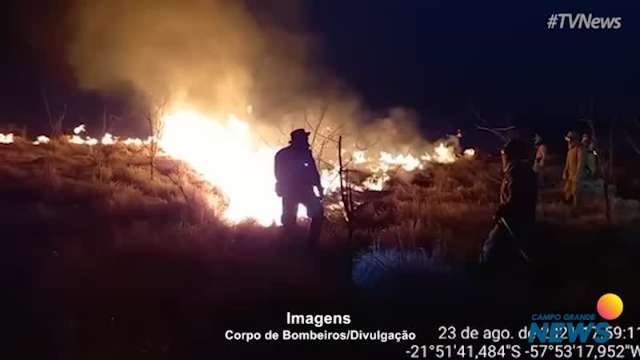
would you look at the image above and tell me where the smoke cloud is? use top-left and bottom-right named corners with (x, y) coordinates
top-left (68, 0), bottom-right (266, 112)
top-left (66, 0), bottom-right (445, 158)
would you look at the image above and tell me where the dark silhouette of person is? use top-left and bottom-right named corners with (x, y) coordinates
top-left (274, 129), bottom-right (324, 247)
top-left (480, 139), bottom-right (537, 266)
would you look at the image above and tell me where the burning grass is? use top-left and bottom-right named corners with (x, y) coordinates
top-left (2, 131), bottom-right (639, 260)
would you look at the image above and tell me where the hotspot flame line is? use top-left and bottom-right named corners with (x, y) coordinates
top-left (1, 107), bottom-right (473, 225)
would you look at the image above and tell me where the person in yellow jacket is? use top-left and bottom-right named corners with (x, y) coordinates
top-left (562, 131), bottom-right (585, 206)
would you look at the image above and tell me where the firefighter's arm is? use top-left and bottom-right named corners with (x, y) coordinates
top-left (312, 163), bottom-right (323, 194)
top-left (497, 170), bottom-right (526, 221)
top-left (307, 152), bottom-right (324, 196)
top-left (562, 154), bottom-right (570, 180)
top-left (495, 172), bottom-right (513, 220)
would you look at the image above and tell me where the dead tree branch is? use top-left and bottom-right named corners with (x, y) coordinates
top-left (310, 102), bottom-right (329, 148)
top-left (167, 163), bottom-right (191, 204)
top-left (338, 136), bottom-right (354, 240)
top-left (469, 103), bottom-right (490, 127)
top-left (41, 89), bottom-right (66, 138)
top-left (626, 135), bottom-right (640, 155)
top-left (471, 103), bottom-right (518, 143)
top-left (316, 123), bottom-right (344, 162)
top-left (475, 125), bottom-right (514, 143)
top-left (145, 98), bottom-right (168, 180)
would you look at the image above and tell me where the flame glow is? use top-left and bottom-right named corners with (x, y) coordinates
top-left (379, 152), bottom-right (422, 171)
top-left (156, 108), bottom-right (463, 224)
top-left (33, 135), bottom-right (50, 145)
top-left (434, 143), bottom-right (456, 164)
top-left (0, 133), bottom-right (14, 144)
top-left (159, 109), bottom-right (282, 225)
top-left (1, 106), bottom-right (472, 225)
top-left (463, 148), bottom-right (476, 158)
top-left (73, 124), bottom-right (86, 135)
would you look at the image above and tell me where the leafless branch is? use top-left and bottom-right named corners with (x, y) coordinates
top-left (310, 102), bottom-right (329, 148)
top-left (316, 123), bottom-right (344, 161)
top-left (470, 102), bottom-right (518, 143)
top-left (338, 136), bottom-right (354, 240)
top-left (145, 97), bottom-right (168, 180)
top-left (41, 88), bottom-right (66, 138)
top-left (42, 88), bottom-right (52, 128)
top-left (626, 135), bottom-right (640, 155)
top-left (469, 102), bottom-right (490, 126)
top-left (493, 126), bottom-right (517, 132)
top-left (303, 118), bottom-right (314, 131)
top-left (276, 126), bottom-right (288, 139)
top-left (475, 125), bottom-right (511, 143)
top-left (166, 164), bottom-right (191, 204)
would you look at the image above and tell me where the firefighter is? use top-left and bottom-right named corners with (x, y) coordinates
top-left (532, 134), bottom-right (547, 187)
top-left (274, 129), bottom-right (324, 247)
top-left (581, 133), bottom-right (598, 179)
top-left (562, 131), bottom-right (585, 206)
top-left (480, 139), bottom-right (537, 265)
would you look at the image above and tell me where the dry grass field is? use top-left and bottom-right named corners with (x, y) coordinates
top-left (2, 135), bottom-right (639, 358)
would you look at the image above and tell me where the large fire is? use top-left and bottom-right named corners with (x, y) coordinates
top-left (158, 108), bottom-right (471, 225)
top-left (159, 109), bottom-right (282, 225)
top-left (0, 107), bottom-right (473, 225)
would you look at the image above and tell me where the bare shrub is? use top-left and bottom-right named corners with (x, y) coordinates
top-left (144, 98), bottom-right (167, 180)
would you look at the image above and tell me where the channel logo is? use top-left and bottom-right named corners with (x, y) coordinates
top-left (528, 293), bottom-right (623, 344)
top-left (597, 293), bottom-right (623, 320)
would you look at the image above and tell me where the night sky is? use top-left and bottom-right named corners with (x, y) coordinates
top-left (2, 0), bottom-right (640, 143)
top-left (308, 0), bottom-right (640, 139)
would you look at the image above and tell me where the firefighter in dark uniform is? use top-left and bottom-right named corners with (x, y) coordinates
top-left (480, 139), bottom-right (537, 265)
top-left (274, 129), bottom-right (324, 247)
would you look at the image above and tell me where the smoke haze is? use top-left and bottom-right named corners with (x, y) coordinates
top-left (66, 0), bottom-right (443, 156)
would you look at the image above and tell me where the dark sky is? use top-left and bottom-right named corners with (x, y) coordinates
top-left (307, 1), bottom-right (640, 137)
top-left (2, 0), bottom-right (640, 140)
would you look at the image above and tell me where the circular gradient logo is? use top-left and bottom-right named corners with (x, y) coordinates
top-left (597, 293), bottom-right (623, 320)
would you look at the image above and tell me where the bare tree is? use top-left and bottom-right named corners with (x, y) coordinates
top-left (100, 105), bottom-right (122, 135)
top-left (93, 106), bottom-right (123, 182)
top-left (338, 136), bottom-right (354, 239)
top-left (145, 98), bottom-right (168, 180)
top-left (302, 100), bottom-right (341, 167)
top-left (41, 88), bottom-right (66, 138)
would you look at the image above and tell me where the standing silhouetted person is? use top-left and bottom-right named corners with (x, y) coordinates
top-left (480, 139), bottom-right (537, 266)
top-left (581, 133), bottom-right (598, 179)
top-left (563, 131), bottom-right (584, 207)
top-left (275, 129), bottom-right (324, 247)
top-left (533, 134), bottom-right (547, 187)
